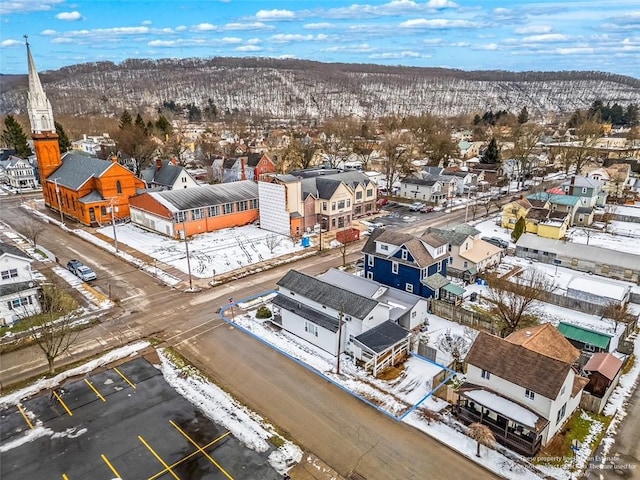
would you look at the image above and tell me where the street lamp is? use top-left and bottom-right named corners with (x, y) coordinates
top-left (52, 178), bottom-right (64, 225)
top-left (107, 201), bottom-right (119, 252)
top-left (180, 217), bottom-right (193, 290)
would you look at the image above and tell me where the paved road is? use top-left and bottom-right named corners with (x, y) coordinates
top-left (0, 195), bottom-right (500, 479)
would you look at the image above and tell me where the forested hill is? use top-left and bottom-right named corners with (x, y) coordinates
top-left (2, 57), bottom-right (640, 120)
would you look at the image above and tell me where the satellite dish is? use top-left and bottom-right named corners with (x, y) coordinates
top-left (28, 282), bottom-right (35, 288)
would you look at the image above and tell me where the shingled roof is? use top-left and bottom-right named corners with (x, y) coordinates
top-left (52, 153), bottom-right (114, 190)
top-left (276, 270), bottom-right (378, 319)
top-left (506, 323), bottom-right (580, 364)
top-left (140, 160), bottom-right (186, 188)
top-left (466, 331), bottom-right (577, 399)
top-left (0, 242), bottom-right (30, 260)
top-left (362, 229), bottom-right (446, 268)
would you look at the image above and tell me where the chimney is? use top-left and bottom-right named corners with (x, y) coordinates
top-left (111, 155), bottom-right (118, 164)
top-left (156, 158), bottom-right (163, 170)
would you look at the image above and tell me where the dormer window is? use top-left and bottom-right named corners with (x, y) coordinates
top-left (401, 249), bottom-right (408, 261)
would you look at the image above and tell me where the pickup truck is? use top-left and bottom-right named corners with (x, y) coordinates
top-left (67, 259), bottom-right (97, 281)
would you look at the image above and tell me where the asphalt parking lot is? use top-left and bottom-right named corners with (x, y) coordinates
top-left (376, 202), bottom-right (444, 226)
top-left (0, 357), bottom-right (281, 480)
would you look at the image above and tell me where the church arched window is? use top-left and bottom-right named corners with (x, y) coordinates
top-left (116, 180), bottom-right (122, 194)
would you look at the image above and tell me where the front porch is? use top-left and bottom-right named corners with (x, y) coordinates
top-left (353, 321), bottom-right (411, 376)
top-left (456, 389), bottom-right (546, 456)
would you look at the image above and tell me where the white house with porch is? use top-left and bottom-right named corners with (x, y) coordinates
top-left (0, 242), bottom-right (41, 326)
top-left (456, 324), bottom-right (588, 456)
top-left (272, 269), bottom-right (412, 374)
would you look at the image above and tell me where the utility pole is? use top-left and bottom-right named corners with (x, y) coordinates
top-left (109, 199), bottom-right (119, 252)
top-left (53, 178), bottom-right (64, 225)
top-left (181, 216), bottom-right (193, 290)
top-left (336, 304), bottom-right (345, 375)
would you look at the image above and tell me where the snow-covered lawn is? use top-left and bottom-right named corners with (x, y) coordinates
top-left (97, 223), bottom-right (307, 279)
top-left (567, 224), bottom-right (640, 255)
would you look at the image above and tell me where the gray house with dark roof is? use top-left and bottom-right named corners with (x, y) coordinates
top-left (273, 270), bottom-right (408, 363)
top-left (140, 159), bottom-right (198, 191)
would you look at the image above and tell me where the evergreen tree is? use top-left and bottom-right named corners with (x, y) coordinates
top-left (517, 107), bottom-right (529, 124)
top-left (155, 115), bottom-right (172, 136)
top-left (512, 216), bottom-right (526, 242)
top-left (54, 121), bottom-right (71, 152)
top-left (482, 137), bottom-right (500, 164)
top-left (1, 116), bottom-right (32, 158)
top-left (119, 110), bottom-right (133, 129)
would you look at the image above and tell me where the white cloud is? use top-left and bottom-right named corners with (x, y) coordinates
top-left (400, 18), bottom-right (480, 29)
top-left (477, 43), bottom-right (499, 50)
top-left (141, 20), bottom-right (152, 26)
top-left (426, 0), bottom-right (457, 8)
top-left (41, 29), bottom-right (57, 36)
top-left (515, 25), bottom-right (552, 35)
top-left (221, 37), bottom-right (242, 44)
top-left (0, 39), bottom-right (22, 47)
top-left (236, 45), bottom-right (262, 52)
top-left (55, 11), bottom-right (82, 21)
top-left (0, 0), bottom-right (63, 15)
top-left (51, 37), bottom-right (73, 44)
top-left (423, 38), bottom-right (443, 45)
top-left (223, 22), bottom-right (270, 31)
top-left (247, 38), bottom-right (261, 45)
top-left (148, 40), bottom-right (177, 47)
top-left (304, 22), bottom-right (332, 30)
top-left (175, 26), bottom-right (187, 32)
top-left (324, 43), bottom-right (374, 53)
top-left (555, 47), bottom-right (594, 54)
top-left (522, 33), bottom-right (569, 43)
top-left (255, 9), bottom-right (295, 20)
top-left (193, 23), bottom-right (216, 32)
top-left (270, 34), bottom-right (314, 43)
top-left (369, 50), bottom-right (422, 59)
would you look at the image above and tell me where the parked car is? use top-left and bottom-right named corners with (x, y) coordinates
top-left (482, 237), bottom-right (509, 249)
top-left (420, 205), bottom-right (434, 213)
top-left (376, 198), bottom-right (389, 207)
top-left (67, 259), bottom-right (97, 281)
top-left (409, 202), bottom-right (425, 211)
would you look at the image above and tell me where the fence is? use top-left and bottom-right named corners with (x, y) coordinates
top-left (429, 299), bottom-right (497, 334)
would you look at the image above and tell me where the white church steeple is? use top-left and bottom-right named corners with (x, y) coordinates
top-left (25, 36), bottom-right (56, 134)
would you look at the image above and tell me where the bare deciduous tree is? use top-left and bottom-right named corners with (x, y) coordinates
top-left (602, 300), bottom-right (632, 334)
top-left (24, 283), bottom-right (81, 375)
top-left (265, 234), bottom-right (283, 254)
top-left (437, 327), bottom-right (477, 371)
top-left (506, 123), bottom-right (543, 188)
top-left (467, 423), bottom-right (496, 457)
top-left (17, 219), bottom-right (43, 251)
top-left (381, 131), bottom-right (413, 192)
top-left (484, 268), bottom-right (556, 337)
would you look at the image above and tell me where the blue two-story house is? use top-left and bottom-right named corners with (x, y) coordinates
top-left (362, 229), bottom-right (464, 303)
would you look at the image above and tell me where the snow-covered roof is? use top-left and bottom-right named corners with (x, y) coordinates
top-left (566, 276), bottom-right (629, 301)
top-left (465, 390), bottom-right (541, 428)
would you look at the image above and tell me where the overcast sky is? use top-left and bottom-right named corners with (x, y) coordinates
top-left (1, 0), bottom-right (639, 77)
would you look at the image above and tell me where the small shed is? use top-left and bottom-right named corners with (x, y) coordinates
top-left (336, 228), bottom-right (360, 244)
top-left (566, 276), bottom-right (630, 307)
top-left (557, 322), bottom-right (612, 353)
top-left (583, 353), bottom-right (624, 397)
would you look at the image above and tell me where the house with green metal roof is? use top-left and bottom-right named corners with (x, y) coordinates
top-left (526, 191), bottom-right (591, 226)
top-left (557, 322), bottom-right (612, 353)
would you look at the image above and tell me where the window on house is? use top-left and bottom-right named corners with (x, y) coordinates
top-left (392, 262), bottom-right (399, 274)
top-left (1, 269), bottom-right (18, 280)
top-left (182, 177), bottom-right (187, 183)
top-left (525, 389), bottom-right (535, 400)
top-left (368, 255), bottom-right (374, 267)
top-left (463, 261), bottom-right (468, 268)
top-left (560, 386), bottom-right (566, 396)
top-left (381, 245), bottom-right (389, 251)
top-left (367, 271), bottom-right (373, 280)
top-left (304, 321), bottom-right (318, 337)
top-left (584, 343), bottom-right (596, 352)
top-left (331, 218), bottom-right (336, 227)
top-left (356, 191), bottom-right (362, 200)
top-left (208, 205), bottom-right (220, 217)
top-left (406, 283), bottom-right (413, 293)
top-left (366, 189), bottom-right (373, 197)
top-left (101, 206), bottom-right (107, 216)
top-left (331, 202), bottom-right (336, 211)
top-left (9, 297), bottom-right (31, 309)
top-left (582, 187), bottom-right (587, 194)
top-left (401, 250), bottom-right (408, 261)
top-left (347, 199), bottom-right (351, 207)
top-left (175, 211), bottom-right (187, 223)
top-left (337, 200), bottom-right (345, 209)
top-left (250, 199), bottom-right (258, 209)
top-left (449, 258), bottom-right (453, 264)
top-left (556, 403), bottom-right (567, 424)
top-left (437, 262), bottom-right (442, 272)
top-left (222, 203), bottom-right (233, 215)
top-left (116, 180), bottom-right (122, 194)
top-left (481, 369), bottom-right (490, 380)
top-left (237, 200), bottom-right (248, 212)
top-left (192, 208), bottom-right (204, 220)
top-left (323, 202), bottom-right (327, 211)
top-left (542, 251), bottom-right (549, 256)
